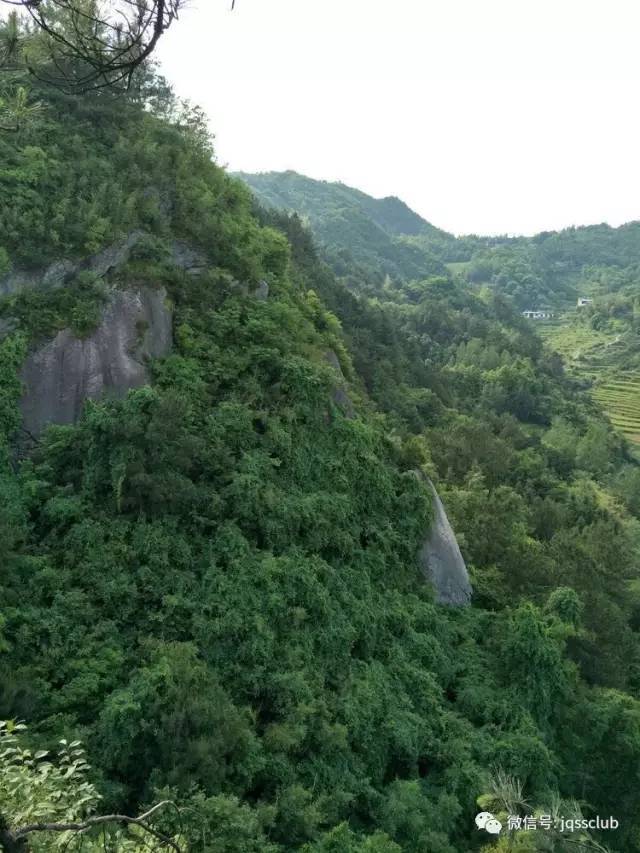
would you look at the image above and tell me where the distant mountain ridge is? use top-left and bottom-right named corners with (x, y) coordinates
top-left (237, 171), bottom-right (640, 456)
top-left (238, 170), bottom-right (640, 310)
top-left (236, 170), bottom-right (460, 284)
top-left (237, 170), bottom-right (445, 237)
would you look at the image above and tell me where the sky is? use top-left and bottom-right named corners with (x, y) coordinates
top-left (157, 0), bottom-right (640, 236)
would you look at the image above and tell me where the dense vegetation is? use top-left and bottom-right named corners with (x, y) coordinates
top-left (2, 43), bottom-right (640, 853)
top-left (242, 171), bottom-right (640, 311)
top-left (244, 171), bottom-right (640, 460)
top-left (235, 171), bottom-right (457, 291)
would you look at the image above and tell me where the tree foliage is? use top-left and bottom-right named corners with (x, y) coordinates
top-left (1, 55), bottom-right (640, 853)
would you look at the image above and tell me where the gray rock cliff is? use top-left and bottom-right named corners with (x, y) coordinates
top-left (20, 287), bottom-right (172, 436)
top-left (0, 231), bottom-right (208, 436)
top-left (324, 349), bottom-right (355, 419)
top-left (0, 231), bottom-right (207, 297)
top-left (419, 479), bottom-right (472, 606)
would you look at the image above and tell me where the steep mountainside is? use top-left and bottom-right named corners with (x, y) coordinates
top-left (237, 171), bottom-right (431, 236)
top-left (236, 170), bottom-right (458, 288)
top-left (3, 66), bottom-right (640, 852)
top-left (240, 171), bottom-right (640, 310)
top-left (242, 171), bottom-right (640, 456)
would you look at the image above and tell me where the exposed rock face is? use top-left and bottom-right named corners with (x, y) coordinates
top-left (228, 278), bottom-right (270, 300)
top-left (419, 479), bottom-right (472, 606)
top-left (0, 232), bottom-right (144, 297)
top-left (20, 287), bottom-right (172, 436)
top-left (0, 232), bottom-right (205, 436)
top-left (323, 349), bottom-right (355, 419)
top-left (169, 241), bottom-right (208, 276)
top-left (0, 232), bottom-right (207, 296)
top-left (324, 349), bottom-right (343, 373)
top-left (0, 261), bottom-right (73, 296)
top-left (0, 318), bottom-right (16, 340)
top-left (254, 280), bottom-right (270, 301)
top-left (85, 230), bottom-right (146, 280)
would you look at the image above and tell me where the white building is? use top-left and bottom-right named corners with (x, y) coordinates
top-left (522, 310), bottom-right (554, 320)
top-left (577, 297), bottom-right (593, 307)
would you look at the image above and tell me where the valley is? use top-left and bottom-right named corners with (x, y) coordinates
top-left (2, 66), bottom-right (640, 852)
top-left (244, 171), bottom-right (640, 459)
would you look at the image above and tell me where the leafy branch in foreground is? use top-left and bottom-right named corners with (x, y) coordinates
top-left (0, 720), bottom-right (184, 851)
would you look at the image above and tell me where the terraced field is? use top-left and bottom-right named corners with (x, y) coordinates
top-left (534, 315), bottom-right (640, 450)
top-left (534, 317), bottom-right (565, 342)
top-left (593, 377), bottom-right (640, 445)
top-left (536, 319), bottom-right (611, 365)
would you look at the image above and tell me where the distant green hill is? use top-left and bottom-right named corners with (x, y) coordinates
top-left (460, 222), bottom-right (640, 309)
top-left (239, 171), bottom-right (640, 454)
top-left (236, 170), bottom-right (459, 286)
top-left (239, 171), bottom-right (640, 310)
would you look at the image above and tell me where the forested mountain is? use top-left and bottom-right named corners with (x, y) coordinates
top-left (243, 171), bottom-right (640, 457)
top-left (241, 171), bottom-right (640, 310)
top-left (236, 171), bottom-right (432, 238)
top-left (236, 171), bottom-right (459, 289)
top-left (3, 39), bottom-right (640, 853)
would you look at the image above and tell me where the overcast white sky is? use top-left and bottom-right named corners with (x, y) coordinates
top-left (157, 0), bottom-right (640, 236)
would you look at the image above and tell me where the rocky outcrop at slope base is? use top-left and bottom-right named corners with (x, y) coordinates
top-left (20, 287), bottom-right (172, 437)
top-left (419, 479), bottom-right (472, 606)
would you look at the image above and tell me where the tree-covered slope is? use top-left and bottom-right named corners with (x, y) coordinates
top-left (532, 262), bottom-right (640, 452)
top-left (458, 223), bottom-right (640, 310)
top-left (456, 221), bottom-right (640, 450)
top-left (239, 171), bottom-right (640, 311)
top-left (236, 171), bottom-right (457, 289)
top-left (241, 171), bottom-right (640, 462)
top-left (237, 170), bottom-right (438, 238)
top-left (3, 58), bottom-right (640, 853)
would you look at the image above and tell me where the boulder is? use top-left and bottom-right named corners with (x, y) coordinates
top-left (419, 479), bottom-right (472, 606)
top-left (20, 287), bottom-right (172, 436)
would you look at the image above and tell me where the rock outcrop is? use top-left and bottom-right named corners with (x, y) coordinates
top-left (20, 287), bottom-right (172, 436)
top-left (254, 280), bottom-right (270, 301)
top-left (0, 232), bottom-right (207, 297)
top-left (228, 278), bottom-right (271, 299)
top-left (169, 241), bottom-right (208, 276)
top-left (419, 479), bottom-right (472, 606)
top-left (0, 231), bottom-right (208, 436)
top-left (324, 349), bottom-right (355, 419)
top-left (0, 259), bottom-right (75, 297)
